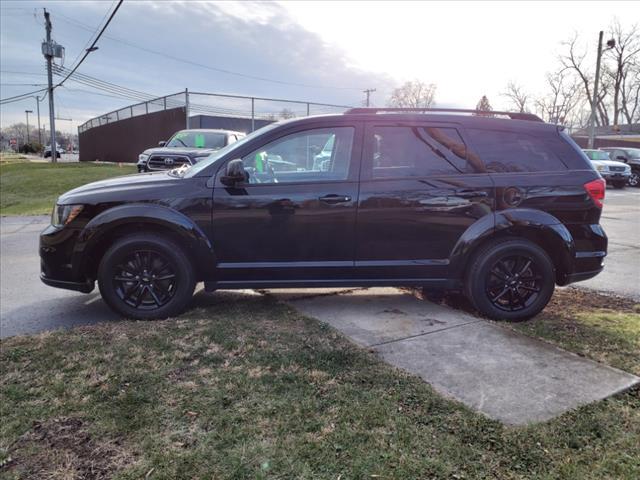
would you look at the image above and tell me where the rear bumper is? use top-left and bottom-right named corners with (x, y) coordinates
top-left (557, 224), bottom-right (607, 286)
top-left (562, 267), bottom-right (604, 284)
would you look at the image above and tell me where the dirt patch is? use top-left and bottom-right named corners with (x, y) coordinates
top-left (543, 287), bottom-right (639, 315)
top-left (3, 417), bottom-right (134, 479)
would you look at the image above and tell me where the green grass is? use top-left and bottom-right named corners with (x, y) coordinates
top-left (0, 162), bottom-right (136, 216)
top-left (1, 290), bottom-right (639, 479)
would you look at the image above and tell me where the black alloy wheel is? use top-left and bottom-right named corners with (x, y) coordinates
top-left (486, 255), bottom-right (542, 312)
top-left (98, 234), bottom-right (196, 319)
top-left (113, 250), bottom-right (177, 310)
top-left (465, 238), bottom-right (555, 321)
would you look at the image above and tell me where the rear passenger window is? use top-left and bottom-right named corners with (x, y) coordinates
top-left (466, 129), bottom-right (569, 172)
top-left (371, 126), bottom-right (482, 178)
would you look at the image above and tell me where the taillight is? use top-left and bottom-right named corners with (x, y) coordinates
top-left (584, 178), bottom-right (606, 208)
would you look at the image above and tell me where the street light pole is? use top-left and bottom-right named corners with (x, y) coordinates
top-left (25, 110), bottom-right (33, 144)
top-left (35, 96), bottom-right (42, 150)
top-left (587, 32), bottom-right (615, 149)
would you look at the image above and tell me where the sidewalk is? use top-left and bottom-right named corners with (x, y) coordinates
top-left (271, 287), bottom-right (640, 425)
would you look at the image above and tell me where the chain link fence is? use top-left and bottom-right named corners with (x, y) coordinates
top-left (79, 90), bottom-right (352, 134)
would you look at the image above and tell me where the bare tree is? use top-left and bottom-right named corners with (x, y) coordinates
top-left (279, 108), bottom-right (295, 119)
top-left (534, 71), bottom-right (585, 129)
top-left (387, 80), bottom-right (436, 108)
top-left (558, 34), bottom-right (605, 125)
top-left (502, 82), bottom-right (530, 112)
top-left (604, 20), bottom-right (640, 124)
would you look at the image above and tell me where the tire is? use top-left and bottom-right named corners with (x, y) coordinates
top-left (628, 171), bottom-right (640, 188)
top-left (612, 180), bottom-right (626, 189)
top-left (98, 234), bottom-right (196, 319)
top-left (464, 238), bottom-right (555, 321)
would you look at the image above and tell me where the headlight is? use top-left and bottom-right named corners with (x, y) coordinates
top-left (138, 153), bottom-right (149, 163)
top-left (52, 204), bottom-right (84, 227)
top-left (595, 164), bottom-right (607, 172)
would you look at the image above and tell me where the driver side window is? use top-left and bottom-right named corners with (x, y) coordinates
top-left (241, 127), bottom-right (354, 184)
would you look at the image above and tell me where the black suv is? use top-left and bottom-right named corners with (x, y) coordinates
top-left (137, 129), bottom-right (245, 172)
top-left (40, 108), bottom-right (607, 321)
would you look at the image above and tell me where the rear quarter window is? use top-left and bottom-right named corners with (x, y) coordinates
top-left (466, 128), bottom-right (576, 173)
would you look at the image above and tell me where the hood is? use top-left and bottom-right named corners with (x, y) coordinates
top-left (58, 171), bottom-right (181, 205)
top-left (142, 146), bottom-right (219, 157)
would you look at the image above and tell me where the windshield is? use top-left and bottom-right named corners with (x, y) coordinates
top-left (585, 150), bottom-right (610, 161)
top-left (628, 149), bottom-right (640, 159)
top-left (183, 123), bottom-right (281, 178)
top-left (166, 131), bottom-right (226, 149)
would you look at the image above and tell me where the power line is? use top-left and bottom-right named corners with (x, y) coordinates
top-left (55, 0), bottom-right (124, 88)
top-left (66, 0), bottom-right (117, 72)
top-left (0, 87), bottom-right (48, 105)
top-left (53, 10), bottom-right (363, 91)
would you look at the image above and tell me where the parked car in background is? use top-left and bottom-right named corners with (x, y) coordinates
top-left (44, 144), bottom-right (64, 159)
top-left (41, 108), bottom-right (608, 322)
top-left (582, 149), bottom-right (630, 188)
top-left (600, 147), bottom-right (640, 187)
top-left (137, 129), bottom-right (245, 172)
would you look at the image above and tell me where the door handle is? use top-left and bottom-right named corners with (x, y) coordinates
top-left (319, 194), bottom-right (352, 204)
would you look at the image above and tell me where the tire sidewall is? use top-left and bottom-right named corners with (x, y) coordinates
top-left (466, 240), bottom-right (555, 321)
top-left (98, 235), bottom-right (195, 320)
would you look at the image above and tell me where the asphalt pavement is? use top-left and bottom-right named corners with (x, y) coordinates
top-left (1, 188), bottom-right (638, 338)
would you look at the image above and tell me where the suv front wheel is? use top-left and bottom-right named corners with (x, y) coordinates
top-left (98, 234), bottom-right (196, 319)
top-left (464, 238), bottom-right (555, 321)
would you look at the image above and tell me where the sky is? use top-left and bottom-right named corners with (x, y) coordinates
top-left (1, 0), bottom-right (638, 134)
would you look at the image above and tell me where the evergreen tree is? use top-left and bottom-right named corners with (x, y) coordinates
top-left (476, 95), bottom-right (493, 112)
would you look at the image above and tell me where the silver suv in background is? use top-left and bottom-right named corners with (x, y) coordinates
top-left (137, 129), bottom-right (245, 172)
top-left (600, 147), bottom-right (640, 187)
top-left (582, 149), bottom-right (631, 189)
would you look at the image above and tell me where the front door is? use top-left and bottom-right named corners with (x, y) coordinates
top-left (355, 121), bottom-right (494, 280)
top-left (212, 124), bottom-right (362, 286)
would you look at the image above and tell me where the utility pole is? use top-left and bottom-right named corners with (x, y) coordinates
top-left (363, 88), bottom-right (376, 107)
top-left (44, 9), bottom-right (57, 163)
top-left (25, 110), bottom-right (33, 144)
top-left (587, 32), bottom-right (615, 149)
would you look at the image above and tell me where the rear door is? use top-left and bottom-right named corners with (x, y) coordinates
top-left (355, 121), bottom-right (494, 280)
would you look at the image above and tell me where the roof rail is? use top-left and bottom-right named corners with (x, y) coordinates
top-left (344, 107), bottom-right (544, 122)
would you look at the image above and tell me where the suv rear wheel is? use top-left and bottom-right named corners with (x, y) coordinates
top-left (98, 234), bottom-right (196, 319)
top-left (464, 238), bottom-right (555, 321)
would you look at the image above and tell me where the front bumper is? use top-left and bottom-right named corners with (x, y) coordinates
top-left (601, 171), bottom-right (631, 181)
top-left (40, 224), bottom-right (93, 293)
top-left (40, 273), bottom-right (94, 293)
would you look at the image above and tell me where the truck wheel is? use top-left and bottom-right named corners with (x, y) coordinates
top-left (628, 171), bottom-right (640, 188)
top-left (464, 238), bottom-right (555, 321)
top-left (98, 234), bottom-right (196, 320)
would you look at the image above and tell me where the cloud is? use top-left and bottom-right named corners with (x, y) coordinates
top-left (1, 1), bottom-right (395, 129)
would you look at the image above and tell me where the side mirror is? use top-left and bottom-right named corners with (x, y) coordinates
top-left (221, 159), bottom-right (247, 186)
top-left (616, 155), bottom-right (626, 161)
top-left (158, 140), bottom-right (166, 147)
